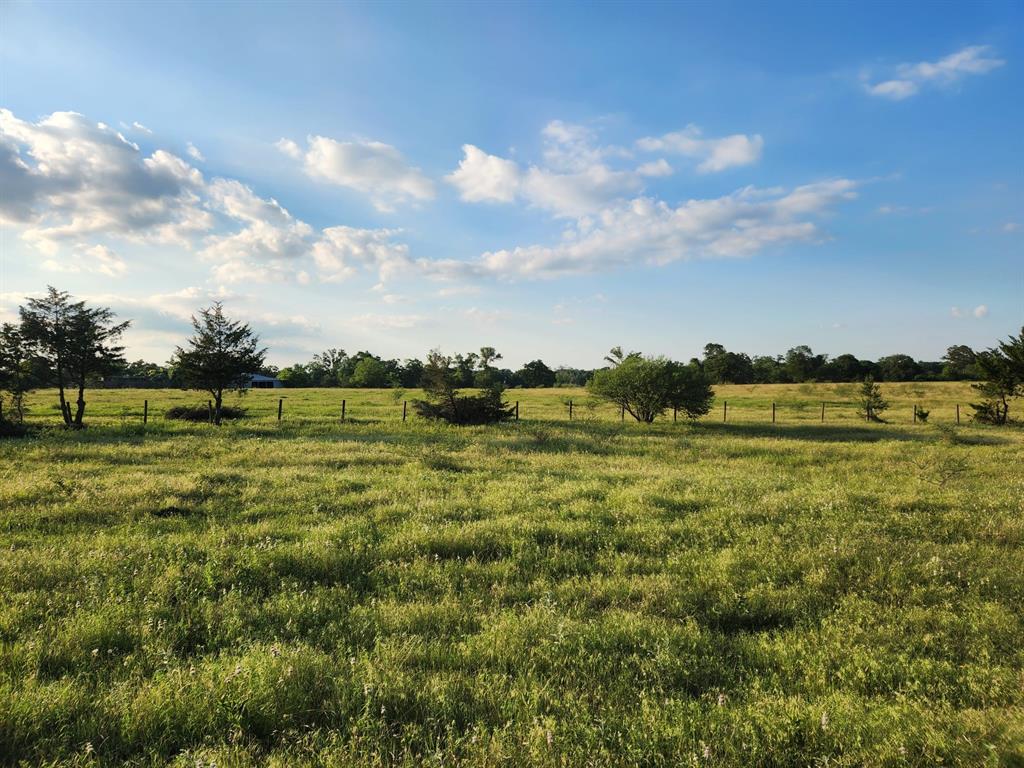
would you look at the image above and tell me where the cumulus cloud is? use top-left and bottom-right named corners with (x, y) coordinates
top-left (448, 121), bottom-right (762, 218)
top-left (952, 304), bottom-right (990, 319)
top-left (866, 45), bottom-right (1005, 100)
top-left (447, 180), bottom-right (858, 280)
top-left (312, 226), bottom-right (412, 283)
top-left (445, 144), bottom-right (521, 203)
top-left (41, 244), bottom-right (128, 277)
top-left (636, 126), bottom-right (764, 173)
top-left (279, 134), bottom-right (434, 211)
top-left (0, 109), bottom-right (212, 249)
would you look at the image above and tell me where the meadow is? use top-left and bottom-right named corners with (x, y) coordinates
top-left (1, 383), bottom-right (1022, 766)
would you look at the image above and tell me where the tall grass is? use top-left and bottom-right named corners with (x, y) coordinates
top-left (1, 384), bottom-right (1022, 765)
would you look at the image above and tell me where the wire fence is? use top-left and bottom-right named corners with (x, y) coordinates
top-left (16, 386), bottom-right (983, 428)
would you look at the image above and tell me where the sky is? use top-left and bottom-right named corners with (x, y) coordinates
top-left (1, 0), bottom-right (1021, 369)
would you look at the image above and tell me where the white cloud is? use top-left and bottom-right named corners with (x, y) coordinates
top-left (866, 45), bottom-right (1005, 100)
top-left (130, 121), bottom-right (152, 134)
top-left (348, 313), bottom-right (424, 330)
top-left (445, 144), bottom-right (521, 203)
top-left (952, 304), bottom-right (990, 319)
top-left (186, 142), bottom-right (205, 162)
top-left (1003, 221), bottom-right (1019, 233)
top-left (0, 109), bottom-right (213, 249)
top-left (275, 138), bottom-right (302, 159)
top-left (636, 159), bottom-right (673, 177)
top-left (283, 135), bottom-right (435, 211)
top-left (311, 225), bottom-right (412, 283)
top-left (41, 244), bottom-right (128, 277)
top-left (446, 179), bottom-right (858, 280)
top-left (636, 126), bottom-right (764, 173)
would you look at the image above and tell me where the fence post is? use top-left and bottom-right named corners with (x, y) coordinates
top-left (403, 401), bottom-right (407, 422)
top-left (821, 401), bottom-right (825, 422)
top-left (723, 401), bottom-right (727, 422)
top-left (278, 398), bottom-right (283, 422)
top-left (913, 404), bottom-right (917, 424)
top-left (673, 406), bottom-right (677, 423)
top-left (341, 399), bottom-right (346, 423)
top-left (956, 404), bottom-right (960, 425)
top-left (569, 400), bottom-right (573, 420)
top-left (143, 399), bottom-right (148, 424)
top-left (772, 402), bottom-right (776, 423)
top-left (515, 401), bottom-right (519, 421)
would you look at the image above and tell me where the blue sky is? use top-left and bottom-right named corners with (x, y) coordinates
top-left (1, 0), bottom-right (1021, 368)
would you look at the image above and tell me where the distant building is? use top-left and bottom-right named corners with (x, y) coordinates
top-left (246, 373), bottom-right (283, 389)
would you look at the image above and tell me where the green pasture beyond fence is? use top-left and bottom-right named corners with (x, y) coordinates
top-left (14, 382), bottom-right (996, 428)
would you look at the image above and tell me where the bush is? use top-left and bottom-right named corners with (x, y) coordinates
top-left (165, 405), bottom-right (247, 422)
top-left (0, 418), bottom-right (30, 438)
top-left (413, 389), bottom-right (515, 425)
top-left (588, 353), bottom-right (713, 423)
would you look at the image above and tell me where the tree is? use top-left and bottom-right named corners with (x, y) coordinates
top-left (752, 355), bottom-right (785, 384)
top-left (943, 345), bottom-right (979, 380)
top-left (349, 356), bottom-right (392, 387)
top-left (784, 345), bottom-right (825, 383)
top-left (412, 349), bottom-right (514, 424)
top-left (19, 287), bottom-right (129, 428)
top-left (516, 359), bottom-right (556, 388)
top-left (171, 302), bottom-right (266, 425)
top-left (701, 343), bottom-right (753, 384)
top-left (474, 346), bottom-right (503, 389)
top-left (970, 327), bottom-right (1024, 425)
top-left (858, 375), bottom-right (889, 422)
top-left (876, 354), bottom-right (919, 382)
top-left (589, 354), bottom-right (714, 423)
top-left (0, 322), bottom-right (44, 424)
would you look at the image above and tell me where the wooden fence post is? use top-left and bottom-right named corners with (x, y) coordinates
top-left (143, 399), bottom-right (148, 424)
top-left (723, 401), bottom-right (727, 422)
top-left (515, 401), bottom-right (519, 421)
top-left (913, 404), bottom-right (917, 424)
top-left (821, 401), bottom-right (825, 422)
top-left (277, 398), bottom-right (283, 422)
top-left (956, 404), bottom-right (960, 425)
top-left (403, 401), bottom-right (407, 422)
top-left (341, 399), bottom-right (346, 423)
top-left (673, 406), bottom-right (677, 423)
top-left (772, 402), bottom-right (776, 423)
top-left (569, 400), bottom-right (573, 420)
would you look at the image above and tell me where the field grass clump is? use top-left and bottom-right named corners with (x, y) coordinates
top-left (1, 383), bottom-right (1022, 765)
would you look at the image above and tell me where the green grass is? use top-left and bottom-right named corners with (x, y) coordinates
top-left (2, 383), bottom-right (1022, 766)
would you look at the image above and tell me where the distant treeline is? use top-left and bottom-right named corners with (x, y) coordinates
top-left (107, 342), bottom-right (985, 389)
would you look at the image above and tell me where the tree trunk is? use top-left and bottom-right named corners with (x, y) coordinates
top-left (73, 369), bottom-right (86, 429)
top-left (56, 363), bottom-right (71, 428)
top-left (214, 390), bottom-right (223, 426)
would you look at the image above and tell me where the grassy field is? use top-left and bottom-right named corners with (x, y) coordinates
top-left (2, 383), bottom-right (1023, 766)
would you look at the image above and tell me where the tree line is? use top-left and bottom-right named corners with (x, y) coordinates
top-left (1, 286), bottom-right (1022, 430)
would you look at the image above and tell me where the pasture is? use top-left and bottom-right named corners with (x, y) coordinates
top-left (2, 383), bottom-right (1022, 766)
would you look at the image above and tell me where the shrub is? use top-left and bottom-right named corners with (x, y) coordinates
top-left (588, 352), bottom-right (713, 423)
top-left (412, 350), bottom-right (515, 425)
top-left (165, 405), bottom-right (247, 422)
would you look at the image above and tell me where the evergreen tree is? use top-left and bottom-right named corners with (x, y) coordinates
top-left (172, 303), bottom-right (266, 425)
top-left (858, 375), bottom-right (889, 422)
top-left (19, 287), bottom-right (129, 428)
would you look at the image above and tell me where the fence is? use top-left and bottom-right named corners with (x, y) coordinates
top-left (23, 387), bottom-right (978, 428)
